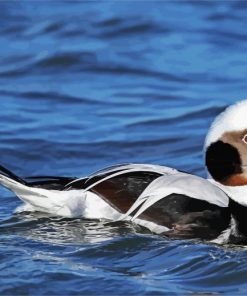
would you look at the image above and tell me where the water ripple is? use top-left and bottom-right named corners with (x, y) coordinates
top-left (1, 1), bottom-right (247, 295)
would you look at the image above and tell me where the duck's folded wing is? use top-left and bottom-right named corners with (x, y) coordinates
top-left (76, 168), bottom-right (230, 239)
top-left (126, 173), bottom-right (229, 220)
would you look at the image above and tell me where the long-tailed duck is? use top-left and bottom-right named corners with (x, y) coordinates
top-left (1, 100), bottom-right (247, 244)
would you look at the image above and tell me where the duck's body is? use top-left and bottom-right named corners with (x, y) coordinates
top-left (2, 99), bottom-right (247, 244)
top-left (0, 163), bottom-right (231, 240)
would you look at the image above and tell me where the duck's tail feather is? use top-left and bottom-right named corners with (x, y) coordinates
top-left (0, 165), bottom-right (35, 203)
top-left (0, 166), bottom-right (50, 203)
top-left (0, 165), bottom-right (64, 205)
top-left (0, 165), bottom-right (120, 219)
top-left (0, 165), bottom-right (27, 185)
top-left (0, 165), bottom-right (84, 216)
top-left (0, 164), bottom-right (77, 191)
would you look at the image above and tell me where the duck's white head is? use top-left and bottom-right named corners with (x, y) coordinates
top-left (205, 100), bottom-right (247, 186)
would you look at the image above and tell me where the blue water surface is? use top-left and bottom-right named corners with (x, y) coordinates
top-left (1, 1), bottom-right (247, 295)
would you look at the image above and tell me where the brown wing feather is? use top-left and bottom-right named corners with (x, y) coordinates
top-left (90, 172), bottom-right (161, 213)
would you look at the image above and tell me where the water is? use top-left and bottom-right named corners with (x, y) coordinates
top-left (1, 1), bottom-right (247, 294)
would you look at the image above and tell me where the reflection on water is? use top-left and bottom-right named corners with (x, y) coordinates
top-left (1, 1), bottom-right (247, 295)
top-left (0, 212), bottom-right (147, 244)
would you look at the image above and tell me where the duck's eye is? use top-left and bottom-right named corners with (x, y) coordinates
top-left (242, 134), bottom-right (247, 143)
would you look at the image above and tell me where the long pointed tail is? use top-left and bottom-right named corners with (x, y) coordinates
top-left (0, 165), bottom-right (27, 186)
top-left (0, 165), bottom-right (33, 200)
top-left (0, 165), bottom-right (89, 217)
top-left (0, 165), bottom-right (46, 202)
top-left (0, 165), bottom-right (58, 211)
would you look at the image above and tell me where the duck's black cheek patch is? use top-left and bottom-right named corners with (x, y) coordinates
top-left (205, 140), bottom-right (242, 182)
